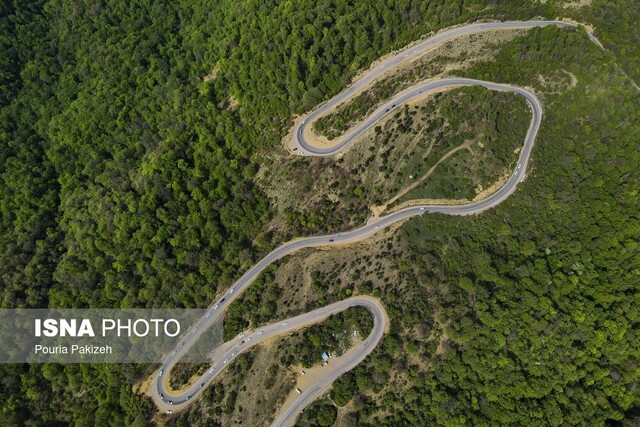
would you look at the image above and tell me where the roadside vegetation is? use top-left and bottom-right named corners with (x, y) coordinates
top-left (2, 1), bottom-right (493, 423)
top-left (296, 399), bottom-right (338, 426)
top-left (287, 307), bottom-right (373, 368)
top-left (310, 29), bottom-right (525, 140)
top-left (168, 363), bottom-right (209, 391)
top-left (177, 19), bottom-right (639, 427)
top-left (286, 24), bottom-right (640, 427)
top-left (261, 86), bottom-right (529, 230)
top-left (391, 87), bottom-right (530, 205)
top-left (0, 0), bottom-right (638, 426)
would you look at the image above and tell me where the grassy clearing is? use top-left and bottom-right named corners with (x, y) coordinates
top-left (400, 148), bottom-right (478, 201)
top-left (259, 86), bottom-right (529, 237)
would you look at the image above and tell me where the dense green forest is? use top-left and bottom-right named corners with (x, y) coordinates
top-left (1, 0), bottom-right (638, 425)
top-left (318, 25), bottom-right (640, 425)
top-left (297, 23), bottom-right (640, 427)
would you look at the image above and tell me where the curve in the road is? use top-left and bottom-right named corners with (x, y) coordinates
top-left (152, 19), bottom-right (599, 427)
top-left (290, 19), bottom-right (579, 156)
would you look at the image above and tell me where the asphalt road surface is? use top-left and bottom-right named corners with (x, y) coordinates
top-left (152, 19), bottom-right (599, 426)
top-left (290, 19), bottom-right (579, 156)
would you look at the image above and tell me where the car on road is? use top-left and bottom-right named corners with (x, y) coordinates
top-left (229, 288), bottom-right (234, 293)
top-left (160, 393), bottom-right (164, 399)
top-left (224, 358), bottom-right (229, 364)
top-left (282, 322), bottom-right (288, 326)
top-left (186, 395), bottom-right (191, 401)
top-left (214, 304), bottom-right (219, 309)
top-left (231, 351), bottom-right (236, 356)
top-left (329, 239), bottom-right (334, 242)
top-left (257, 331), bottom-right (263, 335)
top-left (199, 383), bottom-right (204, 389)
top-left (168, 400), bottom-right (173, 405)
top-left (159, 370), bottom-right (164, 376)
top-left (166, 410), bottom-right (173, 414)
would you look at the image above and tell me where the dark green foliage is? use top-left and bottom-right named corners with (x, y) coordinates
top-left (169, 363), bottom-right (209, 390)
top-left (344, 24), bottom-right (640, 426)
top-left (569, 0), bottom-right (640, 83)
top-left (330, 371), bottom-right (357, 406)
top-left (222, 265), bottom-right (281, 340)
top-left (289, 308), bottom-right (373, 368)
top-left (1, 0), bottom-right (638, 425)
top-left (295, 400), bottom-right (337, 427)
top-left (1, 1), bottom-right (493, 423)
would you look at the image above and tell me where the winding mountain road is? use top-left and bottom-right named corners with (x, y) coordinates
top-left (151, 19), bottom-right (598, 426)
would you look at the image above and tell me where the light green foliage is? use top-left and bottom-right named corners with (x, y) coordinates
top-left (1, 0), bottom-right (638, 425)
top-left (348, 25), bottom-right (640, 426)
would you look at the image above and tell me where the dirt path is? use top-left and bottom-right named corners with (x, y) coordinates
top-left (372, 139), bottom-right (474, 215)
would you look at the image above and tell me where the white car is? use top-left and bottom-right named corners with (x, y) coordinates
top-left (229, 288), bottom-right (235, 294)
top-left (231, 351), bottom-right (236, 356)
top-left (214, 304), bottom-right (219, 309)
top-left (257, 331), bottom-right (263, 335)
top-left (224, 359), bottom-right (229, 364)
top-left (282, 322), bottom-right (288, 326)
